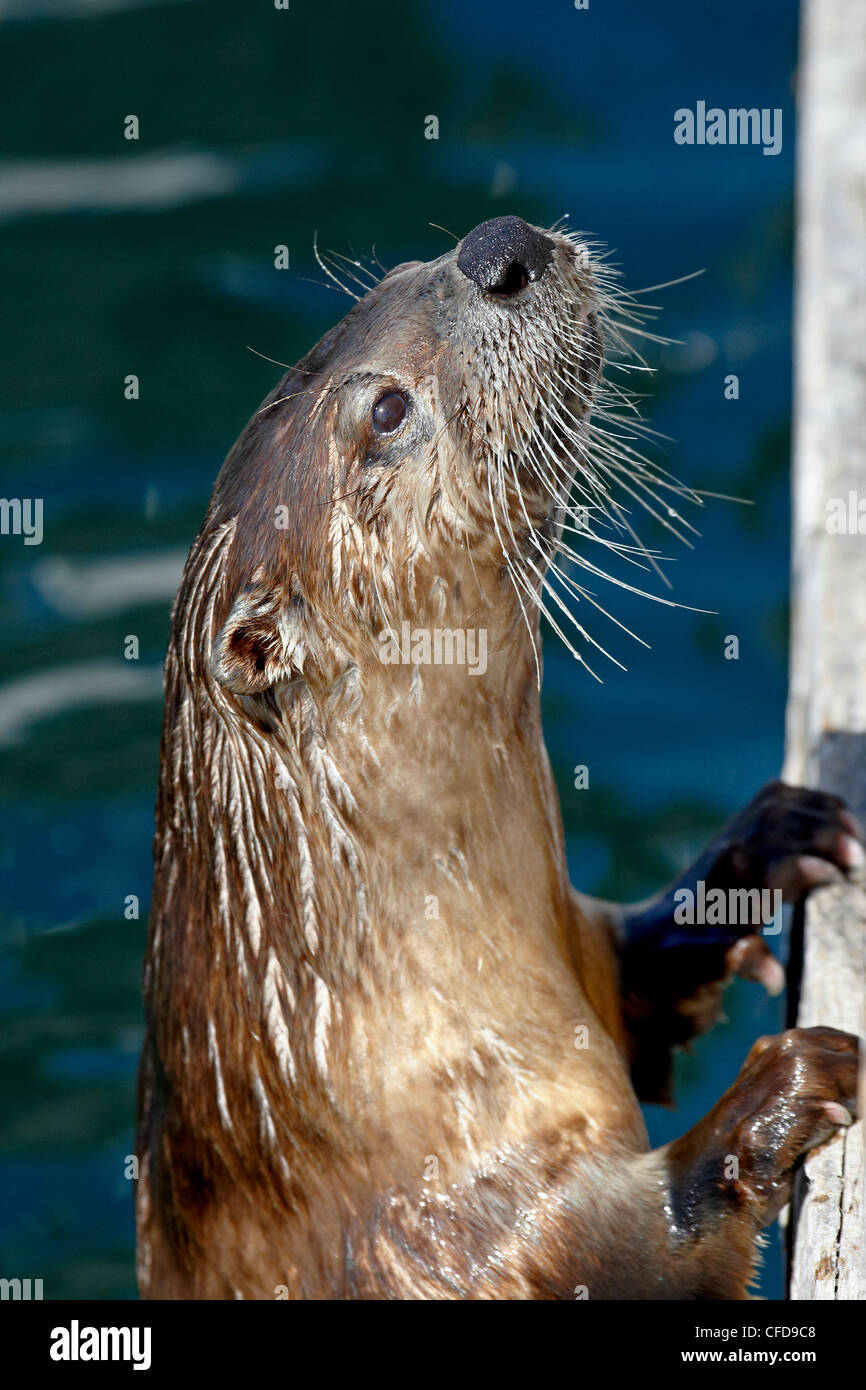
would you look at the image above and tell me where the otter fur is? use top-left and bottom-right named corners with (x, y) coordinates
top-left (136, 216), bottom-right (861, 1299)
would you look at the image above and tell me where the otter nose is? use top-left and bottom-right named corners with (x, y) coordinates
top-left (456, 215), bottom-right (555, 296)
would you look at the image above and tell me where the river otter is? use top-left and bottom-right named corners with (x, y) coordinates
top-left (136, 215), bottom-right (862, 1299)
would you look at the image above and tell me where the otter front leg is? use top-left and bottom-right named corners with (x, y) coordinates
top-left (617, 781), bottom-right (864, 1101)
top-left (547, 1026), bottom-right (859, 1299)
top-left (654, 1026), bottom-right (860, 1299)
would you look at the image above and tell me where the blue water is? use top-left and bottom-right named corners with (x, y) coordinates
top-left (0, 0), bottom-right (799, 1298)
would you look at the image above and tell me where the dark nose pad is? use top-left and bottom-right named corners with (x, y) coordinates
top-left (456, 215), bottom-right (555, 296)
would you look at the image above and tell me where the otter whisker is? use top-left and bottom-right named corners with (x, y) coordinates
top-left (578, 416), bottom-right (701, 511)
top-left (319, 251), bottom-right (368, 298)
top-left (517, 364), bottom-right (611, 515)
top-left (485, 462), bottom-right (542, 686)
top-left (544, 515), bottom-right (665, 579)
top-left (293, 273), bottom-right (364, 299)
top-left (450, 400), bottom-right (532, 605)
top-left (256, 388), bottom-right (322, 417)
top-left (246, 346), bottom-right (301, 371)
top-left (508, 546), bottom-right (603, 682)
top-left (522, 428), bottom-right (655, 576)
top-left (622, 268), bottom-right (706, 298)
top-left (585, 401), bottom-right (677, 448)
top-left (534, 526), bottom-right (677, 630)
top-left (529, 538), bottom-right (654, 652)
top-left (511, 362), bottom-right (667, 578)
top-left (431, 404), bottom-right (470, 457)
top-left (313, 233), bottom-right (360, 301)
top-left (603, 319), bottom-right (677, 349)
top-left (429, 221), bottom-right (460, 242)
top-left (539, 557), bottom-right (653, 650)
top-left (550, 378), bottom-right (703, 522)
top-left (583, 452), bottom-right (700, 548)
top-left (546, 214), bottom-right (572, 234)
top-left (504, 453), bottom-right (628, 673)
top-left (510, 299), bottom-right (707, 612)
top-left (599, 460), bottom-right (702, 538)
top-left (519, 463), bottom-right (684, 607)
top-left (368, 245), bottom-right (388, 275)
top-left (522, 419), bottom-right (608, 521)
top-left (324, 249), bottom-right (382, 293)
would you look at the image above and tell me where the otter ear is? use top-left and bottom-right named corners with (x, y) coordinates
top-left (211, 586), bottom-right (292, 695)
top-left (381, 259), bottom-right (423, 283)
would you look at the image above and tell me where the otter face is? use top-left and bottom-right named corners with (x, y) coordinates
top-left (209, 216), bottom-right (677, 696)
top-left (317, 216), bottom-right (604, 537)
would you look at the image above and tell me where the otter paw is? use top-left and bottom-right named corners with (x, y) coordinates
top-left (668, 1026), bottom-right (860, 1234)
top-left (713, 779), bottom-right (865, 898)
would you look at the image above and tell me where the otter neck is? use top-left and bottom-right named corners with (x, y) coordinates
top-left (148, 599), bottom-right (591, 1138)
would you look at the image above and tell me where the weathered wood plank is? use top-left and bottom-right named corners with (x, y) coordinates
top-left (783, 0), bottom-right (866, 1301)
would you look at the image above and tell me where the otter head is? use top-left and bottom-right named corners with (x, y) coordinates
top-left (208, 215), bottom-right (629, 704)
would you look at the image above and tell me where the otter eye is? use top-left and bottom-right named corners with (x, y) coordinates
top-left (371, 391), bottom-right (407, 434)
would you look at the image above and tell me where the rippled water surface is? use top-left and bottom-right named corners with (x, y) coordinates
top-left (0, 0), bottom-right (798, 1298)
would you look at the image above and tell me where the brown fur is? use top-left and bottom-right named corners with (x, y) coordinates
top-left (136, 221), bottom-right (859, 1299)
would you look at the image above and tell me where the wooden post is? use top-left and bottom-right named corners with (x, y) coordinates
top-left (784, 0), bottom-right (866, 1300)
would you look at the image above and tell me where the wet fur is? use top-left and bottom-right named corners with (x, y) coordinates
top-left (136, 223), bottom-right (857, 1299)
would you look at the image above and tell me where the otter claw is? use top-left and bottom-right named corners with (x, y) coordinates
top-left (838, 832), bottom-right (866, 872)
top-left (719, 780), bottom-right (866, 895)
top-left (822, 1100), bottom-right (854, 1127)
top-left (725, 937), bottom-right (785, 995)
